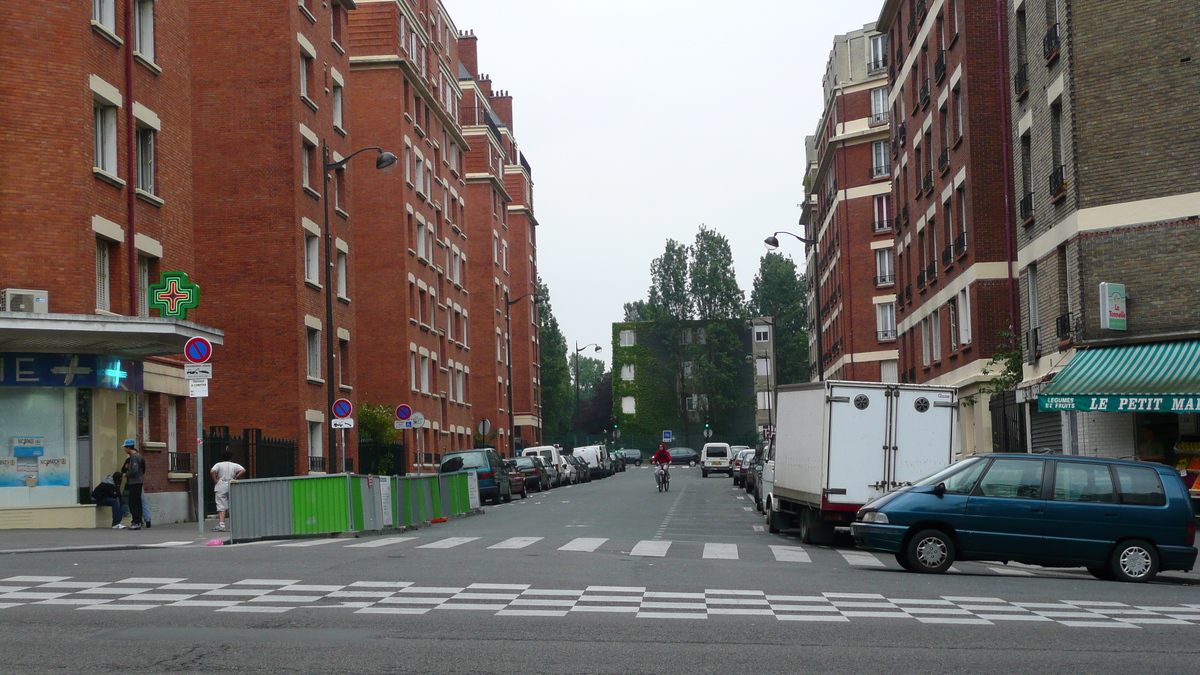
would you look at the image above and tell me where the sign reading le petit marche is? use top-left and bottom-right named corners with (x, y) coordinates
top-left (1040, 395), bottom-right (1200, 413)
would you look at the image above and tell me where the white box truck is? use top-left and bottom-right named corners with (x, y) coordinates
top-left (761, 381), bottom-right (957, 543)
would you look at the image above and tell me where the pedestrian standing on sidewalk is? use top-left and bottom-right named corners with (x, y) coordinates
top-left (210, 450), bottom-right (245, 532)
top-left (121, 439), bottom-right (146, 530)
top-left (92, 472), bottom-right (126, 529)
top-left (121, 454), bottom-right (152, 528)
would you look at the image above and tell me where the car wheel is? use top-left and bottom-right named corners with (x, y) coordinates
top-left (689, 460), bottom-right (697, 467)
top-left (502, 485), bottom-right (513, 503)
top-left (1087, 565), bottom-right (1113, 581)
top-left (904, 529), bottom-right (955, 574)
top-left (1109, 540), bottom-right (1159, 583)
top-left (895, 552), bottom-right (916, 572)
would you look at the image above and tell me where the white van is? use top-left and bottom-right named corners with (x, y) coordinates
top-left (522, 446), bottom-right (562, 487)
top-left (701, 442), bottom-right (733, 478)
top-left (573, 445), bottom-right (610, 479)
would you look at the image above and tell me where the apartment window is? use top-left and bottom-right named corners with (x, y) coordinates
top-left (405, 146), bottom-right (412, 184)
top-left (755, 326), bottom-right (770, 342)
top-left (496, 334), bottom-right (503, 363)
top-left (415, 154), bottom-right (426, 195)
top-left (619, 330), bottom-right (636, 347)
top-left (869, 34), bottom-right (887, 69)
top-left (305, 234), bottom-right (319, 283)
top-left (136, 127), bottom-right (155, 194)
top-left (137, 256), bottom-right (150, 317)
top-left (921, 318), bottom-right (931, 366)
top-left (332, 84), bottom-right (344, 130)
top-left (461, 315), bottom-right (469, 347)
top-left (337, 339), bottom-right (349, 387)
top-left (502, 241), bottom-right (509, 272)
top-left (331, 4), bottom-right (343, 46)
top-left (94, 104), bottom-right (118, 175)
top-left (410, 352), bottom-right (417, 390)
top-left (757, 391), bottom-right (773, 411)
top-left (300, 54), bottom-right (313, 100)
top-left (870, 87), bottom-right (889, 124)
top-left (416, 222), bottom-right (427, 260)
top-left (876, 249), bottom-right (895, 285)
top-left (874, 195), bottom-right (890, 230)
top-left (621, 364), bottom-right (635, 381)
top-left (951, 88), bottom-right (964, 142)
top-left (336, 251), bottom-right (347, 297)
top-left (877, 303), bottom-right (897, 340)
top-left (456, 369), bottom-right (465, 403)
top-left (957, 187), bottom-right (968, 238)
top-left (1015, 8), bottom-right (1028, 65)
top-left (420, 354), bottom-right (430, 393)
top-left (958, 289), bottom-right (972, 345)
top-left (931, 308), bottom-right (942, 361)
top-left (952, 0), bottom-right (962, 35)
top-left (93, 0), bottom-right (117, 31)
top-left (948, 297), bottom-right (959, 350)
top-left (1028, 263), bottom-right (1041, 331)
top-left (132, 0), bottom-right (154, 61)
top-left (95, 239), bottom-right (111, 311)
top-left (307, 327), bottom-right (321, 378)
top-left (492, 234), bottom-right (499, 264)
top-left (871, 141), bottom-right (889, 178)
top-left (756, 357), bottom-right (771, 377)
top-left (308, 421), bottom-right (323, 462)
top-left (1020, 132), bottom-right (1033, 216)
top-left (302, 141), bottom-right (315, 189)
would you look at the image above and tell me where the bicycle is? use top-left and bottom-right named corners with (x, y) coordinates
top-left (655, 463), bottom-right (670, 492)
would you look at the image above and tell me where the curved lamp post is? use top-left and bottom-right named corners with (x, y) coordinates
top-left (323, 144), bottom-right (396, 472)
top-left (764, 230), bottom-right (822, 383)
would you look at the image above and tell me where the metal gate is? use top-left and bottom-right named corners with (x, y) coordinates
top-left (204, 427), bottom-right (297, 516)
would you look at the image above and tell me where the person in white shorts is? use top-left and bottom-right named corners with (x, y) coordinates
top-left (210, 450), bottom-right (246, 532)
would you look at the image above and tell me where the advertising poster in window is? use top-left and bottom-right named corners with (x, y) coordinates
top-left (0, 458), bottom-right (19, 487)
top-left (38, 457), bottom-right (70, 487)
top-left (12, 437), bottom-right (44, 457)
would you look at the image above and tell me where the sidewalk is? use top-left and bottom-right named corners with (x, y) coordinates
top-left (0, 521), bottom-right (224, 555)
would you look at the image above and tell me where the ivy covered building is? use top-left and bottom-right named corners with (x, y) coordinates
top-left (611, 318), bottom-right (763, 451)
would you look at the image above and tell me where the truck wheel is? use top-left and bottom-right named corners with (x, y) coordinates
top-left (766, 503), bottom-right (781, 534)
top-left (904, 529), bottom-right (955, 574)
top-left (798, 508), bottom-right (813, 544)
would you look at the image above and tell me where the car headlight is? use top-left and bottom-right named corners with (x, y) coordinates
top-left (862, 511), bottom-right (889, 524)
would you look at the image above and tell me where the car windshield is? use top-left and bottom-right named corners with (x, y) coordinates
top-left (512, 457), bottom-right (535, 469)
top-left (539, 450), bottom-right (554, 460)
top-left (441, 452), bottom-right (488, 473)
top-left (913, 456), bottom-right (987, 491)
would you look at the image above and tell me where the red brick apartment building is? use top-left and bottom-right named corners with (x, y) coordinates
top-left (457, 34), bottom-right (542, 456)
top-left (878, 0), bottom-right (1018, 454)
top-left (347, 0), bottom-right (476, 467)
top-left (802, 23), bottom-right (899, 383)
top-left (0, 0), bottom-right (221, 527)
top-left (191, 0), bottom-right (365, 473)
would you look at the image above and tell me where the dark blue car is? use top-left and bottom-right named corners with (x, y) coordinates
top-left (852, 455), bottom-right (1197, 582)
top-left (440, 449), bottom-right (512, 504)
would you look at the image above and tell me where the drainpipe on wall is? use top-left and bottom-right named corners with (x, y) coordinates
top-left (124, 0), bottom-right (138, 315)
top-left (995, 0), bottom-right (1019, 340)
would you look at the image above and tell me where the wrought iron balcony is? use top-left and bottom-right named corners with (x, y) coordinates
top-left (905, 286), bottom-right (913, 302)
top-left (922, 171), bottom-right (934, 193)
top-left (925, 262), bottom-right (937, 280)
top-left (1014, 62), bottom-right (1029, 95)
top-left (168, 451), bottom-right (193, 473)
top-left (937, 147), bottom-right (950, 173)
top-left (954, 232), bottom-right (967, 255)
top-left (901, 204), bottom-right (910, 224)
top-left (878, 329), bottom-right (898, 341)
top-left (916, 0), bottom-right (927, 18)
top-left (918, 79), bottom-right (931, 107)
top-left (1043, 23), bottom-right (1061, 61)
top-left (1049, 165), bottom-right (1066, 198)
top-left (1020, 191), bottom-right (1035, 220)
top-left (1025, 327), bottom-right (1042, 364)
top-left (1056, 313), bottom-right (1074, 340)
top-left (308, 455), bottom-right (326, 473)
top-left (874, 219), bottom-right (893, 233)
top-left (917, 270), bottom-right (927, 288)
top-left (868, 56), bottom-right (889, 73)
top-left (871, 164), bottom-right (891, 179)
top-left (934, 51), bottom-right (946, 83)
top-left (870, 110), bottom-right (890, 126)
top-left (898, 122), bottom-right (907, 146)
top-left (876, 273), bottom-right (896, 286)
top-left (942, 246), bottom-right (953, 267)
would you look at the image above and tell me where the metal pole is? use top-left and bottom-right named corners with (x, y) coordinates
top-left (323, 142), bottom-right (336, 474)
top-left (196, 397), bottom-right (204, 535)
top-left (340, 427), bottom-right (345, 473)
top-left (574, 343), bottom-right (580, 435)
top-left (505, 290), bottom-right (514, 457)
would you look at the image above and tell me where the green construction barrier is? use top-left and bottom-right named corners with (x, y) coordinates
top-left (290, 475), bottom-right (350, 535)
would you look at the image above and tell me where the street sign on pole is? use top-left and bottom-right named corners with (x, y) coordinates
top-left (662, 430), bottom-right (673, 443)
top-left (188, 379), bottom-right (209, 398)
top-left (184, 363), bottom-right (212, 380)
top-left (703, 428), bottom-right (713, 439)
top-left (333, 398), bottom-right (353, 419)
top-left (409, 412), bottom-right (426, 428)
top-left (395, 404), bottom-right (412, 421)
top-left (332, 418), bottom-right (355, 429)
top-left (477, 419), bottom-right (492, 436)
top-left (184, 337), bottom-right (213, 364)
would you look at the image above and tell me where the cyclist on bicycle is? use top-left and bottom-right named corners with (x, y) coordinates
top-left (652, 443), bottom-right (672, 486)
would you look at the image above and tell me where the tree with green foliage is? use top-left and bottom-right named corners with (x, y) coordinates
top-left (357, 402), bottom-right (399, 444)
top-left (689, 226), bottom-right (744, 321)
top-left (749, 252), bottom-right (809, 385)
top-left (648, 239), bottom-right (692, 322)
top-left (537, 278), bottom-right (573, 436)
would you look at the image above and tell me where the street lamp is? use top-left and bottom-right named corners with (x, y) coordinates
top-left (504, 291), bottom-right (541, 457)
top-left (574, 341), bottom-right (602, 439)
top-left (323, 143), bottom-right (396, 472)
top-left (764, 230), bottom-right (823, 383)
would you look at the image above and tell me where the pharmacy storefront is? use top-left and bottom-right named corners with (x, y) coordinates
top-left (0, 315), bottom-right (221, 528)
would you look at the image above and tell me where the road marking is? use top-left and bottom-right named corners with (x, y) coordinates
top-left (769, 545), bottom-right (811, 563)
top-left (559, 538), bottom-right (607, 552)
top-left (2, 576), bottom-right (70, 583)
top-left (276, 539), bottom-right (342, 548)
top-left (753, 525), bottom-right (765, 532)
top-left (416, 537), bottom-right (479, 549)
top-left (144, 541), bottom-right (193, 548)
top-left (987, 566), bottom-right (1034, 576)
top-left (233, 579), bottom-right (301, 586)
top-left (703, 543), bottom-right (738, 560)
top-left (488, 537), bottom-right (544, 550)
top-left (346, 537), bottom-right (417, 548)
top-left (631, 540), bottom-right (672, 557)
top-left (743, 507), bottom-right (753, 511)
top-left (838, 550), bottom-right (886, 567)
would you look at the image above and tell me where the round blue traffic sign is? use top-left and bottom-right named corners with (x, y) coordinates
top-left (333, 398), bottom-right (353, 419)
top-left (395, 404), bottom-right (412, 421)
top-left (184, 337), bottom-right (213, 364)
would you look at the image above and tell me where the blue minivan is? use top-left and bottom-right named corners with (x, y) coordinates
top-left (439, 448), bottom-right (512, 504)
top-left (852, 455), bottom-right (1197, 582)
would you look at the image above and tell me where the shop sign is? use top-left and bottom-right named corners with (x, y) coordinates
top-left (1100, 282), bottom-right (1127, 331)
top-left (0, 458), bottom-right (19, 487)
top-left (0, 354), bottom-right (143, 391)
top-left (1040, 395), bottom-right (1200, 413)
top-left (11, 437), bottom-right (44, 457)
top-left (37, 457), bottom-right (70, 486)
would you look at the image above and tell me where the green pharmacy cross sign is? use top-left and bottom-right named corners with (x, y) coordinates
top-left (148, 271), bottom-right (200, 319)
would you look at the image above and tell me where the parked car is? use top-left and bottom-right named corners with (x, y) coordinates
top-left (669, 447), bottom-right (699, 466)
top-left (732, 448), bottom-right (755, 487)
top-left (575, 445), bottom-right (611, 479)
top-left (440, 449), bottom-right (512, 504)
top-left (745, 450), bottom-right (763, 496)
top-left (610, 451), bottom-right (626, 472)
top-left (568, 455), bottom-right (591, 483)
top-left (502, 460), bottom-right (528, 499)
top-left (701, 443), bottom-right (733, 478)
top-left (557, 455), bottom-right (578, 484)
top-left (617, 449), bottom-right (643, 466)
top-left (852, 455), bottom-right (1198, 582)
top-left (522, 446), bottom-right (561, 487)
top-left (510, 456), bottom-right (548, 492)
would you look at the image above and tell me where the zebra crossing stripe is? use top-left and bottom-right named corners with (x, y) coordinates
top-left (416, 537), bottom-right (479, 549)
top-left (769, 545), bottom-right (811, 563)
top-left (488, 537), bottom-right (544, 550)
top-left (346, 537), bottom-right (417, 548)
top-left (559, 538), bottom-right (607, 552)
top-left (838, 550), bottom-right (886, 567)
top-left (631, 540), bottom-right (672, 557)
top-left (703, 543), bottom-right (738, 560)
top-left (276, 539), bottom-right (342, 548)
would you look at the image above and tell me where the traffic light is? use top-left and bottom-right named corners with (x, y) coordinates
top-left (704, 418), bottom-right (711, 429)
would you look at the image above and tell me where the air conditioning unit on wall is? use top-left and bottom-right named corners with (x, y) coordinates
top-left (1, 288), bottom-right (49, 313)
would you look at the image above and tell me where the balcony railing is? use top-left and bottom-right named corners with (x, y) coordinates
top-left (907, 17), bottom-right (918, 41)
top-left (917, 270), bottom-right (927, 288)
top-left (954, 232), bottom-right (967, 255)
top-left (168, 451), bottom-right (193, 473)
top-left (918, 79), bottom-right (931, 107)
top-left (1020, 191), bottom-right (1034, 220)
top-left (1056, 313), bottom-right (1074, 340)
top-left (925, 262), bottom-right (937, 280)
top-left (934, 51), bottom-right (947, 83)
top-left (1043, 23), bottom-right (1061, 60)
top-left (922, 171), bottom-right (934, 193)
top-left (1049, 165), bottom-right (1067, 198)
top-left (942, 246), bottom-right (953, 267)
top-left (868, 56), bottom-right (888, 73)
top-left (874, 219), bottom-right (893, 233)
top-left (1014, 62), bottom-right (1029, 95)
top-left (916, 0), bottom-right (927, 18)
top-left (877, 329), bottom-right (898, 341)
top-left (898, 122), bottom-right (907, 146)
top-left (901, 204), bottom-right (910, 224)
top-left (1025, 327), bottom-right (1041, 364)
top-left (904, 286), bottom-right (913, 302)
top-left (871, 164), bottom-right (891, 179)
top-left (937, 147), bottom-right (950, 173)
top-left (308, 455), bottom-right (326, 473)
top-left (876, 273), bottom-right (896, 286)
top-left (870, 110), bottom-right (890, 126)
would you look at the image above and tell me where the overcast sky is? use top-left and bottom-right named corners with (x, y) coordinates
top-left (448, 0), bottom-right (885, 365)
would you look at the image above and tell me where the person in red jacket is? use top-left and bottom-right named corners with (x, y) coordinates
top-left (652, 444), bottom-right (672, 488)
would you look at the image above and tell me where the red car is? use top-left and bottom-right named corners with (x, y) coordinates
top-left (502, 460), bottom-right (528, 499)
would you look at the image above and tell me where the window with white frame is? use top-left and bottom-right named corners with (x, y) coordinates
top-left (921, 318), bottom-right (931, 366)
top-left (137, 256), bottom-right (150, 317)
top-left (410, 352), bottom-right (417, 390)
top-left (874, 195), bottom-right (890, 229)
top-left (756, 357), bottom-right (771, 377)
top-left (461, 314), bottom-right (468, 347)
top-left (622, 396), bottom-right (636, 415)
top-left (336, 251), bottom-right (347, 297)
top-left (502, 241), bottom-right (508, 272)
top-left (877, 302), bottom-right (896, 340)
top-left (306, 327), bottom-right (321, 378)
top-left (492, 233), bottom-right (499, 264)
top-left (872, 141), bottom-right (889, 177)
top-left (496, 334), bottom-right (503, 363)
top-left (621, 364), bottom-right (635, 381)
top-left (302, 140), bottom-right (315, 189)
top-left (338, 339), bottom-right (348, 387)
top-left (871, 87), bottom-right (889, 122)
top-left (136, 127), bottom-right (155, 193)
top-left (957, 187), bottom-right (968, 238)
top-left (958, 289), bottom-right (972, 344)
top-left (405, 146), bottom-right (412, 184)
top-left (456, 368), bottom-right (465, 403)
top-left (683, 361), bottom-right (694, 378)
top-left (308, 421), bottom-right (323, 459)
top-left (133, 0), bottom-right (154, 62)
top-left (416, 221), bottom-right (427, 261)
top-left (94, 103), bottom-right (118, 175)
top-left (619, 330), bottom-right (636, 347)
top-left (332, 84), bottom-right (344, 130)
top-left (754, 326), bottom-right (770, 342)
top-left (420, 354), bottom-right (430, 393)
top-left (300, 54), bottom-right (313, 100)
top-left (95, 239), bottom-right (111, 311)
top-left (931, 307), bottom-right (942, 361)
top-left (869, 34), bottom-right (887, 68)
top-left (415, 154), bottom-right (426, 195)
top-left (876, 249), bottom-right (895, 284)
top-left (93, 0), bottom-right (115, 30)
top-left (305, 234), bottom-right (319, 283)
top-left (948, 297), bottom-right (959, 350)
top-left (1028, 263), bottom-right (1041, 330)
top-left (757, 391), bottom-right (773, 410)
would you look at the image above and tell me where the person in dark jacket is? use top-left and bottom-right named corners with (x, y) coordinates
top-left (92, 472), bottom-right (125, 529)
top-left (122, 439), bottom-right (146, 530)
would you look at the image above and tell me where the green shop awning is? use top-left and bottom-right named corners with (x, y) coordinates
top-left (1038, 340), bottom-right (1200, 413)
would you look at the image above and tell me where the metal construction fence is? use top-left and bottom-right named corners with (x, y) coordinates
top-left (228, 471), bottom-right (476, 541)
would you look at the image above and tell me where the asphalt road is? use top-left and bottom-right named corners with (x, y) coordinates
top-left (3, 465), bottom-right (1200, 673)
